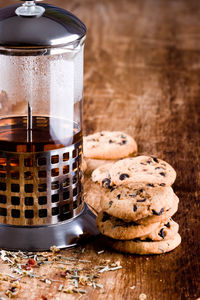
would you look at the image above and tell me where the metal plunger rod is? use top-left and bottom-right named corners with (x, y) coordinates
top-left (27, 102), bottom-right (33, 143)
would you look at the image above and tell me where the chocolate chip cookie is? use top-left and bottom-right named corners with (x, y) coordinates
top-left (96, 211), bottom-right (161, 240)
top-left (106, 233), bottom-right (181, 254)
top-left (97, 212), bottom-right (178, 241)
top-left (83, 131), bottom-right (137, 160)
top-left (109, 156), bottom-right (176, 186)
top-left (100, 185), bottom-right (176, 222)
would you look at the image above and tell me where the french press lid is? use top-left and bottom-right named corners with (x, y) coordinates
top-left (0, 0), bottom-right (86, 48)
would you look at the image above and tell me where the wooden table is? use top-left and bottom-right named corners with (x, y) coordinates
top-left (0, 0), bottom-right (199, 299)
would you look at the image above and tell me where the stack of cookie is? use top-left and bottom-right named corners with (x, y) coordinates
top-left (92, 155), bottom-right (181, 255)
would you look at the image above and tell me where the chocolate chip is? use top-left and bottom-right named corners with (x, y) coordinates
top-left (152, 157), bottom-right (159, 163)
top-left (100, 133), bottom-right (104, 136)
top-left (114, 222), bottom-right (132, 229)
top-left (108, 201), bottom-right (113, 206)
top-left (122, 223), bottom-right (132, 228)
top-left (152, 208), bottom-right (164, 216)
top-left (117, 194), bottom-right (121, 199)
top-left (144, 237), bottom-right (153, 242)
top-left (158, 228), bottom-right (166, 239)
top-left (139, 189), bottom-right (143, 192)
top-left (133, 238), bottom-right (140, 242)
top-left (159, 172), bottom-right (166, 177)
top-left (137, 198), bottom-right (146, 202)
top-left (109, 185), bottom-right (116, 192)
top-left (147, 183), bottom-right (154, 187)
top-left (133, 205), bottom-right (137, 212)
top-left (133, 237), bottom-right (153, 242)
top-left (102, 178), bottom-right (111, 188)
top-left (102, 213), bottom-right (110, 222)
top-left (119, 173), bottom-right (130, 180)
top-left (160, 183), bottom-right (166, 186)
top-left (130, 221), bottom-right (139, 226)
top-left (120, 140), bottom-right (127, 145)
top-left (164, 222), bottom-right (170, 228)
top-left (109, 139), bottom-right (113, 143)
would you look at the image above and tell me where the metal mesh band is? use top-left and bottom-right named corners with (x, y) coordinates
top-left (0, 140), bottom-right (83, 226)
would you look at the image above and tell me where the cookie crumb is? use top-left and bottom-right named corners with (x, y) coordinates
top-left (139, 293), bottom-right (147, 300)
top-left (130, 285), bottom-right (135, 290)
top-left (50, 245), bottom-right (60, 254)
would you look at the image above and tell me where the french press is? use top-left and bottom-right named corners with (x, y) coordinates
top-left (0, 0), bottom-right (98, 251)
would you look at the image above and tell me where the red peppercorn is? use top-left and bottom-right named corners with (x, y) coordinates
top-left (28, 258), bottom-right (36, 266)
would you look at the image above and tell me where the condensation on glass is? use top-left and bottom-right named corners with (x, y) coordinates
top-left (0, 31), bottom-right (85, 226)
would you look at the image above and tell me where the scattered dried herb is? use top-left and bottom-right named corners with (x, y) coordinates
top-left (0, 246), bottom-right (123, 298)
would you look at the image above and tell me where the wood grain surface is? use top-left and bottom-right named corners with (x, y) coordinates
top-left (0, 0), bottom-right (200, 299)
